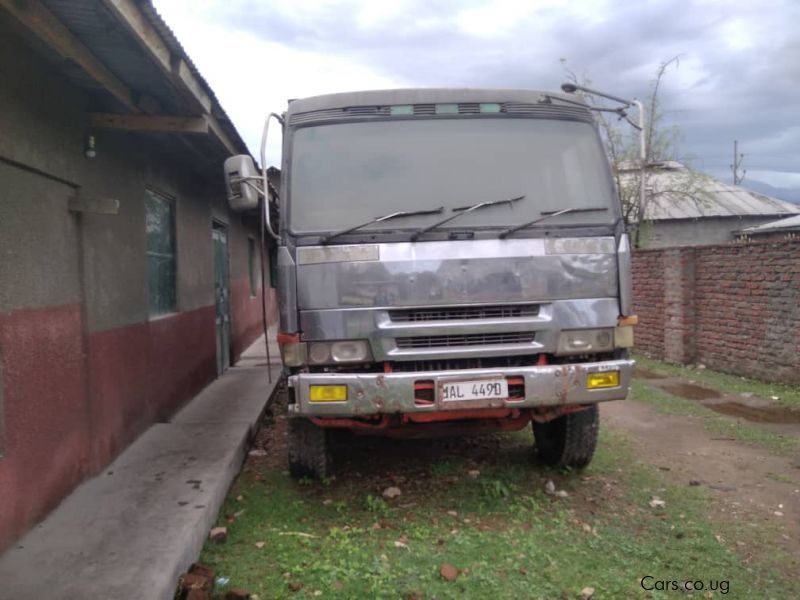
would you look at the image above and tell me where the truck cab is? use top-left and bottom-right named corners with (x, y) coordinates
top-left (228, 88), bottom-right (636, 478)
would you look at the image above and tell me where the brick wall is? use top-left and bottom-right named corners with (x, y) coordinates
top-left (631, 250), bottom-right (665, 357)
top-left (632, 240), bottom-right (800, 384)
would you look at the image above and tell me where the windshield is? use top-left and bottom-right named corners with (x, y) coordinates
top-left (289, 118), bottom-right (617, 235)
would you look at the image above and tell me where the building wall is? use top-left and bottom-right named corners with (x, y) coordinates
top-left (641, 216), bottom-right (788, 248)
top-left (632, 240), bottom-right (800, 384)
top-left (0, 26), bottom-right (269, 552)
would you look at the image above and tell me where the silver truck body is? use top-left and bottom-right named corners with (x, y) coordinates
top-left (275, 88), bottom-right (635, 422)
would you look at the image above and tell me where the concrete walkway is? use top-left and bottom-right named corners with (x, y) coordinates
top-left (0, 335), bottom-right (281, 600)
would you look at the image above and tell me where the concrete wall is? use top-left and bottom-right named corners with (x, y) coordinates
top-left (0, 24), bottom-right (270, 552)
top-left (642, 216), bottom-right (786, 248)
top-left (632, 240), bottom-right (800, 384)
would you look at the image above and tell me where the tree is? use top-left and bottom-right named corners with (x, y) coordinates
top-left (560, 56), bottom-right (711, 247)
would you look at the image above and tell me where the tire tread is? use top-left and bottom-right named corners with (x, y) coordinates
top-left (287, 418), bottom-right (331, 479)
top-left (533, 405), bottom-right (599, 469)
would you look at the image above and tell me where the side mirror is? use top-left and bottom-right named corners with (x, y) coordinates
top-left (223, 155), bottom-right (260, 212)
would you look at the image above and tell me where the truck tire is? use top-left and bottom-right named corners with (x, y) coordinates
top-left (532, 405), bottom-right (599, 469)
top-left (287, 418), bottom-right (331, 479)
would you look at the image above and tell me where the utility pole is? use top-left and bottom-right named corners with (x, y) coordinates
top-left (731, 140), bottom-right (745, 185)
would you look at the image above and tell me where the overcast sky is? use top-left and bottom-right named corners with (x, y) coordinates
top-left (155, 0), bottom-right (799, 196)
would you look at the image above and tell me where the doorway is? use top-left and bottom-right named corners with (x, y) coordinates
top-left (213, 221), bottom-right (231, 374)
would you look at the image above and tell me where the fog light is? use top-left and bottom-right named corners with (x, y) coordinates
top-left (587, 371), bottom-right (620, 389)
top-left (309, 385), bottom-right (348, 402)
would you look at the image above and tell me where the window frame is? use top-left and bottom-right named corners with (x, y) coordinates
top-left (145, 188), bottom-right (177, 317)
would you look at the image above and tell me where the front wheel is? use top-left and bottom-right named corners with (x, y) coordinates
top-left (287, 418), bottom-right (331, 479)
top-left (532, 405), bottom-right (599, 469)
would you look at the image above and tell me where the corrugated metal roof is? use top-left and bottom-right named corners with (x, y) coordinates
top-left (38, 0), bottom-right (249, 155)
top-left (620, 162), bottom-right (800, 220)
top-left (139, 1), bottom-right (236, 123)
top-left (139, 1), bottom-right (249, 153)
top-left (737, 214), bottom-right (800, 234)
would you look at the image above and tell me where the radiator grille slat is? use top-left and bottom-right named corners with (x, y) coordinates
top-left (390, 304), bottom-right (540, 322)
top-left (396, 332), bottom-right (536, 349)
top-left (457, 102), bottom-right (481, 114)
top-left (392, 355), bottom-right (536, 372)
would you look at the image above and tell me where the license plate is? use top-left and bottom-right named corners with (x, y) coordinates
top-left (440, 378), bottom-right (509, 402)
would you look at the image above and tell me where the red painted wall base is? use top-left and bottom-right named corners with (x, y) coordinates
top-left (0, 290), bottom-right (271, 553)
top-left (0, 304), bottom-right (90, 552)
top-left (87, 306), bottom-right (217, 468)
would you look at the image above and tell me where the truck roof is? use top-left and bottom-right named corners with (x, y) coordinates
top-left (286, 88), bottom-right (589, 118)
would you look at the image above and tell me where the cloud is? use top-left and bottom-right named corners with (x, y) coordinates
top-left (748, 170), bottom-right (800, 189)
top-left (155, 0), bottom-right (405, 162)
top-left (154, 0), bottom-right (799, 195)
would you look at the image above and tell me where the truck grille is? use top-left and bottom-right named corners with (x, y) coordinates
top-left (396, 332), bottom-right (536, 349)
top-left (391, 355), bottom-right (537, 372)
top-left (389, 304), bottom-right (539, 322)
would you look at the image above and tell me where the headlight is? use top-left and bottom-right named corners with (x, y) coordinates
top-left (308, 342), bottom-right (331, 364)
top-left (556, 328), bottom-right (614, 355)
top-left (331, 340), bottom-right (370, 362)
top-left (307, 340), bottom-right (372, 365)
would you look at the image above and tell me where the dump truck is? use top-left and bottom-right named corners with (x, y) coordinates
top-left (224, 88), bottom-right (636, 479)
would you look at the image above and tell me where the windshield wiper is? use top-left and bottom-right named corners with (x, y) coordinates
top-left (498, 206), bottom-right (608, 239)
top-left (320, 207), bottom-right (445, 244)
top-left (410, 196), bottom-right (524, 242)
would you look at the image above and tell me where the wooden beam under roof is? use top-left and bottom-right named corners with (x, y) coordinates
top-left (172, 57), bottom-right (212, 114)
top-left (102, 0), bottom-right (237, 155)
top-left (90, 113), bottom-right (209, 134)
top-left (2, 0), bottom-right (242, 156)
top-left (0, 0), bottom-right (139, 113)
top-left (203, 114), bottom-right (238, 156)
top-left (103, 0), bottom-right (212, 114)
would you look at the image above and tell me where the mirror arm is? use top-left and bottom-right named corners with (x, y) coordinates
top-left (237, 178), bottom-right (264, 196)
top-left (260, 112), bottom-right (284, 242)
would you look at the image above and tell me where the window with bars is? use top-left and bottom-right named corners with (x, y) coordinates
top-left (145, 189), bottom-right (176, 316)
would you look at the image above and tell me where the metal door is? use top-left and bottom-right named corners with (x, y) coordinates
top-left (213, 222), bottom-right (231, 374)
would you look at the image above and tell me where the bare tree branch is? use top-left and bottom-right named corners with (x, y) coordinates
top-left (560, 55), bottom-right (708, 247)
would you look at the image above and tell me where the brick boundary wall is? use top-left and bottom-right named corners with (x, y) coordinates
top-left (632, 239), bottom-right (800, 385)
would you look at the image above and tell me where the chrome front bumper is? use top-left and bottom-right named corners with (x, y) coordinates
top-left (288, 359), bottom-right (635, 417)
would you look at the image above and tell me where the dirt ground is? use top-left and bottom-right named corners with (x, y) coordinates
top-left (250, 369), bottom-right (800, 564)
top-left (602, 398), bottom-right (800, 559)
top-left (636, 367), bottom-right (800, 431)
top-left (206, 367), bottom-right (799, 600)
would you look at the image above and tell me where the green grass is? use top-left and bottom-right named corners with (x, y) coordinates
top-left (765, 472), bottom-right (795, 484)
top-left (200, 428), bottom-right (795, 599)
top-left (629, 380), bottom-right (800, 456)
top-left (633, 354), bottom-right (800, 411)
